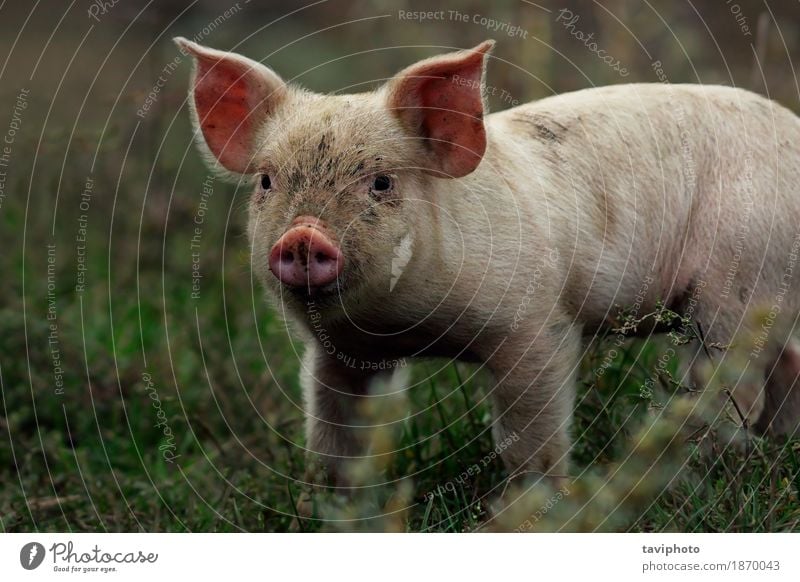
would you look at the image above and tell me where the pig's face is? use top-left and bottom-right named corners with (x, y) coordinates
top-left (176, 38), bottom-right (493, 317)
top-left (246, 93), bottom-right (422, 312)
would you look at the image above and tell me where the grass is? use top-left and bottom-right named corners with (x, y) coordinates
top-left (0, 26), bottom-right (798, 531)
top-left (2, 145), bottom-right (798, 532)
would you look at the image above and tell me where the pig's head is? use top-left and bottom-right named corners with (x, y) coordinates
top-left (175, 38), bottom-right (493, 317)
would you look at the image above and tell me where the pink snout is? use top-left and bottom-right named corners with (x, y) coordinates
top-left (268, 216), bottom-right (344, 289)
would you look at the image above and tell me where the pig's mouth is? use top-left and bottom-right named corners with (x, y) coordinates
top-left (281, 278), bottom-right (348, 306)
top-left (287, 283), bottom-right (338, 299)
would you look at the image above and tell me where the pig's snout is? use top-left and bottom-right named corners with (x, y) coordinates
top-left (268, 216), bottom-right (343, 289)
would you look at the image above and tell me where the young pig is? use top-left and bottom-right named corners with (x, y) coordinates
top-left (175, 38), bottom-right (800, 487)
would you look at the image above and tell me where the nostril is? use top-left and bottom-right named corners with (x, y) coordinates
top-left (268, 222), bottom-right (343, 288)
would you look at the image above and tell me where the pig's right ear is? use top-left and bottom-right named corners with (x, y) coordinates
top-left (174, 38), bottom-right (287, 174)
top-left (385, 41), bottom-right (494, 178)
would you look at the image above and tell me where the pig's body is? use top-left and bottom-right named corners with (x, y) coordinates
top-left (177, 38), bottom-right (800, 494)
top-left (339, 83), bottom-right (800, 343)
top-left (488, 83), bottom-right (800, 335)
top-left (308, 83), bottom-right (800, 475)
top-left (409, 83), bottom-right (796, 330)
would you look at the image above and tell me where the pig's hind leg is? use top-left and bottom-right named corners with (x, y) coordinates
top-left (755, 337), bottom-right (800, 438)
top-left (682, 287), bottom-right (799, 436)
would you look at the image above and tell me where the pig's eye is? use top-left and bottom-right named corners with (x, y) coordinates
top-left (260, 174), bottom-right (271, 190)
top-left (371, 175), bottom-right (392, 192)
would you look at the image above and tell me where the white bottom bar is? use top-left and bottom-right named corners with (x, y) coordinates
top-left (1, 533), bottom-right (797, 581)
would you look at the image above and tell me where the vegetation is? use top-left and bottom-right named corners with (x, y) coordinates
top-left (1, 0), bottom-right (798, 532)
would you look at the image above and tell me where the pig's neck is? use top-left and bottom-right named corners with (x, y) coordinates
top-left (399, 139), bottom-right (553, 337)
top-left (388, 168), bottom-right (516, 329)
top-left (320, 136), bottom-right (550, 356)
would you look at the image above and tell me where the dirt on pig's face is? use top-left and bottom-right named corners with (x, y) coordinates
top-left (247, 92), bottom-right (424, 316)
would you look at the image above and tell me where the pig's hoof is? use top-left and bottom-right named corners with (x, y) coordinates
top-left (289, 490), bottom-right (314, 531)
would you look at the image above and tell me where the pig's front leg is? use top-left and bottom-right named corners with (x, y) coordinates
top-left (294, 345), bottom-right (369, 522)
top-left (298, 344), bottom-right (376, 491)
top-left (487, 320), bottom-right (581, 485)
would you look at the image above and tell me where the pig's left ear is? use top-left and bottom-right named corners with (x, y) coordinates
top-left (174, 37), bottom-right (287, 174)
top-left (385, 41), bottom-right (494, 178)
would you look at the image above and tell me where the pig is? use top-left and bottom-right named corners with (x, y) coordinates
top-left (174, 37), bottom-right (800, 491)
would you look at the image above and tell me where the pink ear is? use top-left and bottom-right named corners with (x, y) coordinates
top-left (386, 41), bottom-right (494, 178)
top-left (174, 38), bottom-right (287, 174)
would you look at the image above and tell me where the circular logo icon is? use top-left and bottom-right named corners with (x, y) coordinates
top-left (20, 542), bottom-right (46, 570)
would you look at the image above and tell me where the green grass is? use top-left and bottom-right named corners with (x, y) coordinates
top-left (2, 168), bottom-right (798, 533)
top-left (0, 32), bottom-right (798, 532)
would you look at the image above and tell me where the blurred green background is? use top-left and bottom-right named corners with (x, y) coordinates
top-left (0, 0), bottom-right (799, 532)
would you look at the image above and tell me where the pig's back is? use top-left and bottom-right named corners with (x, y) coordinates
top-left (488, 84), bottom-right (800, 329)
